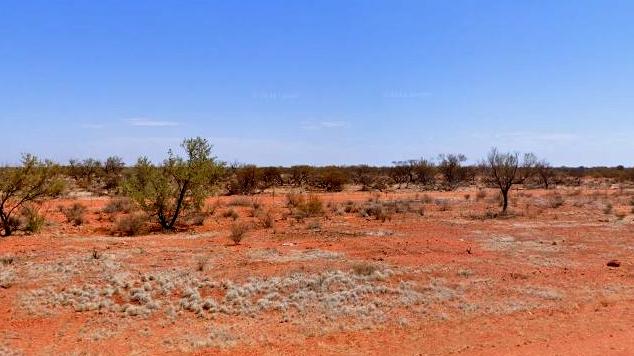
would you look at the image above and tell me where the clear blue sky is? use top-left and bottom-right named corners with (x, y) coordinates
top-left (1, 0), bottom-right (633, 166)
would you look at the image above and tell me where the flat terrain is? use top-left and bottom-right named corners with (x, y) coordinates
top-left (1, 187), bottom-right (633, 355)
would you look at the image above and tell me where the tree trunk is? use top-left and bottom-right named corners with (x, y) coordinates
top-left (501, 189), bottom-right (509, 213)
top-left (168, 181), bottom-right (189, 229)
top-left (0, 214), bottom-right (11, 236)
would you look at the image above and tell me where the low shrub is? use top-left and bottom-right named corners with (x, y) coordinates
top-left (187, 211), bottom-right (206, 226)
top-left (258, 209), bottom-right (275, 228)
top-left (103, 197), bottom-right (133, 214)
top-left (228, 197), bottom-right (253, 207)
top-left (352, 262), bottom-right (377, 276)
top-left (222, 208), bottom-right (239, 220)
top-left (547, 193), bottom-right (565, 208)
top-left (359, 202), bottom-right (392, 222)
top-left (307, 220), bottom-right (321, 230)
top-left (112, 213), bottom-right (147, 236)
top-left (286, 193), bottom-right (304, 208)
top-left (62, 203), bottom-right (87, 226)
top-left (435, 199), bottom-right (451, 211)
top-left (21, 205), bottom-right (46, 234)
top-left (291, 194), bottom-right (324, 219)
top-left (229, 222), bottom-right (250, 245)
top-left (343, 201), bottom-right (358, 213)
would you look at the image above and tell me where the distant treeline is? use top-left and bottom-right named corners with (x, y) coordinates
top-left (36, 155), bottom-right (634, 196)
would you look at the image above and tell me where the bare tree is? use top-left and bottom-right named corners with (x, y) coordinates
top-left (289, 165), bottom-right (312, 187)
top-left (0, 154), bottom-right (64, 236)
top-left (390, 161), bottom-right (413, 188)
top-left (483, 148), bottom-right (537, 213)
top-left (535, 159), bottom-right (555, 189)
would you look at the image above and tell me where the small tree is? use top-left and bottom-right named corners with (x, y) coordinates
top-left (535, 160), bottom-right (555, 189)
top-left (289, 165), bottom-right (312, 187)
top-left (483, 148), bottom-right (537, 213)
top-left (123, 137), bottom-right (223, 230)
top-left (102, 156), bottom-right (125, 191)
top-left (259, 167), bottom-right (282, 190)
top-left (390, 162), bottom-right (412, 188)
top-left (68, 158), bottom-right (102, 189)
top-left (411, 158), bottom-right (436, 186)
top-left (315, 167), bottom-right (348, 192)
top-left (228, 164), bottom-right (259, 195)
top-left (0, 154), bottom-right (64, 236)
top-left (438, 153), bottom-right (467, 189)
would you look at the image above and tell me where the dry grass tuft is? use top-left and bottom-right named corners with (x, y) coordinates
top-left (102, 197), bottom-right (133, 214)
top-left (229, 222), bottom-right (250, 245)
top-left (111, 213), bottom-right (147, 236)
top-left (61, 203), bottom-right (87, 226)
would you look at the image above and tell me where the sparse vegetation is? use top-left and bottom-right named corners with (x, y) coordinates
top-left (62, 203), bottom-right (88, 226)
top-left (229, 222), bottom-right (250, 245)
top-left (351, 262), bottom-right (378, 276)
top-left (103, 197), bottom-right (133, 214)
top-left (547, 193), bottom-right (565, 209)
top-left (20, 205), bottom-right (46, 234)
top-left (111, 213), bottom-right (147, 236)
top-left (222, 208), bottom-right (239, 220)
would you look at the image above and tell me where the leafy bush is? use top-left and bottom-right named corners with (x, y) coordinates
top-left (0, 154), bottom-right (64, 236)
top-left (123, 137), bottom-right (224, 230)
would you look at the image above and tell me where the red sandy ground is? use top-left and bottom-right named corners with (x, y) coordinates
top-left (1, 187), bottom-right (633, 355)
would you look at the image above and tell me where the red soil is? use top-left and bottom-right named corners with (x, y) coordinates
top-left (1, 188), bottom-right (633, 355)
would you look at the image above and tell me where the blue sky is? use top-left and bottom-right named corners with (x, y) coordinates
top-left (1, 0), bottom-right (633, 166)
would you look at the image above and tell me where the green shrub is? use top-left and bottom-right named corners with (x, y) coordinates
top-left (0, 154), bottom-right (64, 236)
top-left (21, 205), bottom-right (46, 234)
top-left (123, 137), bottom-right (224, 230)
